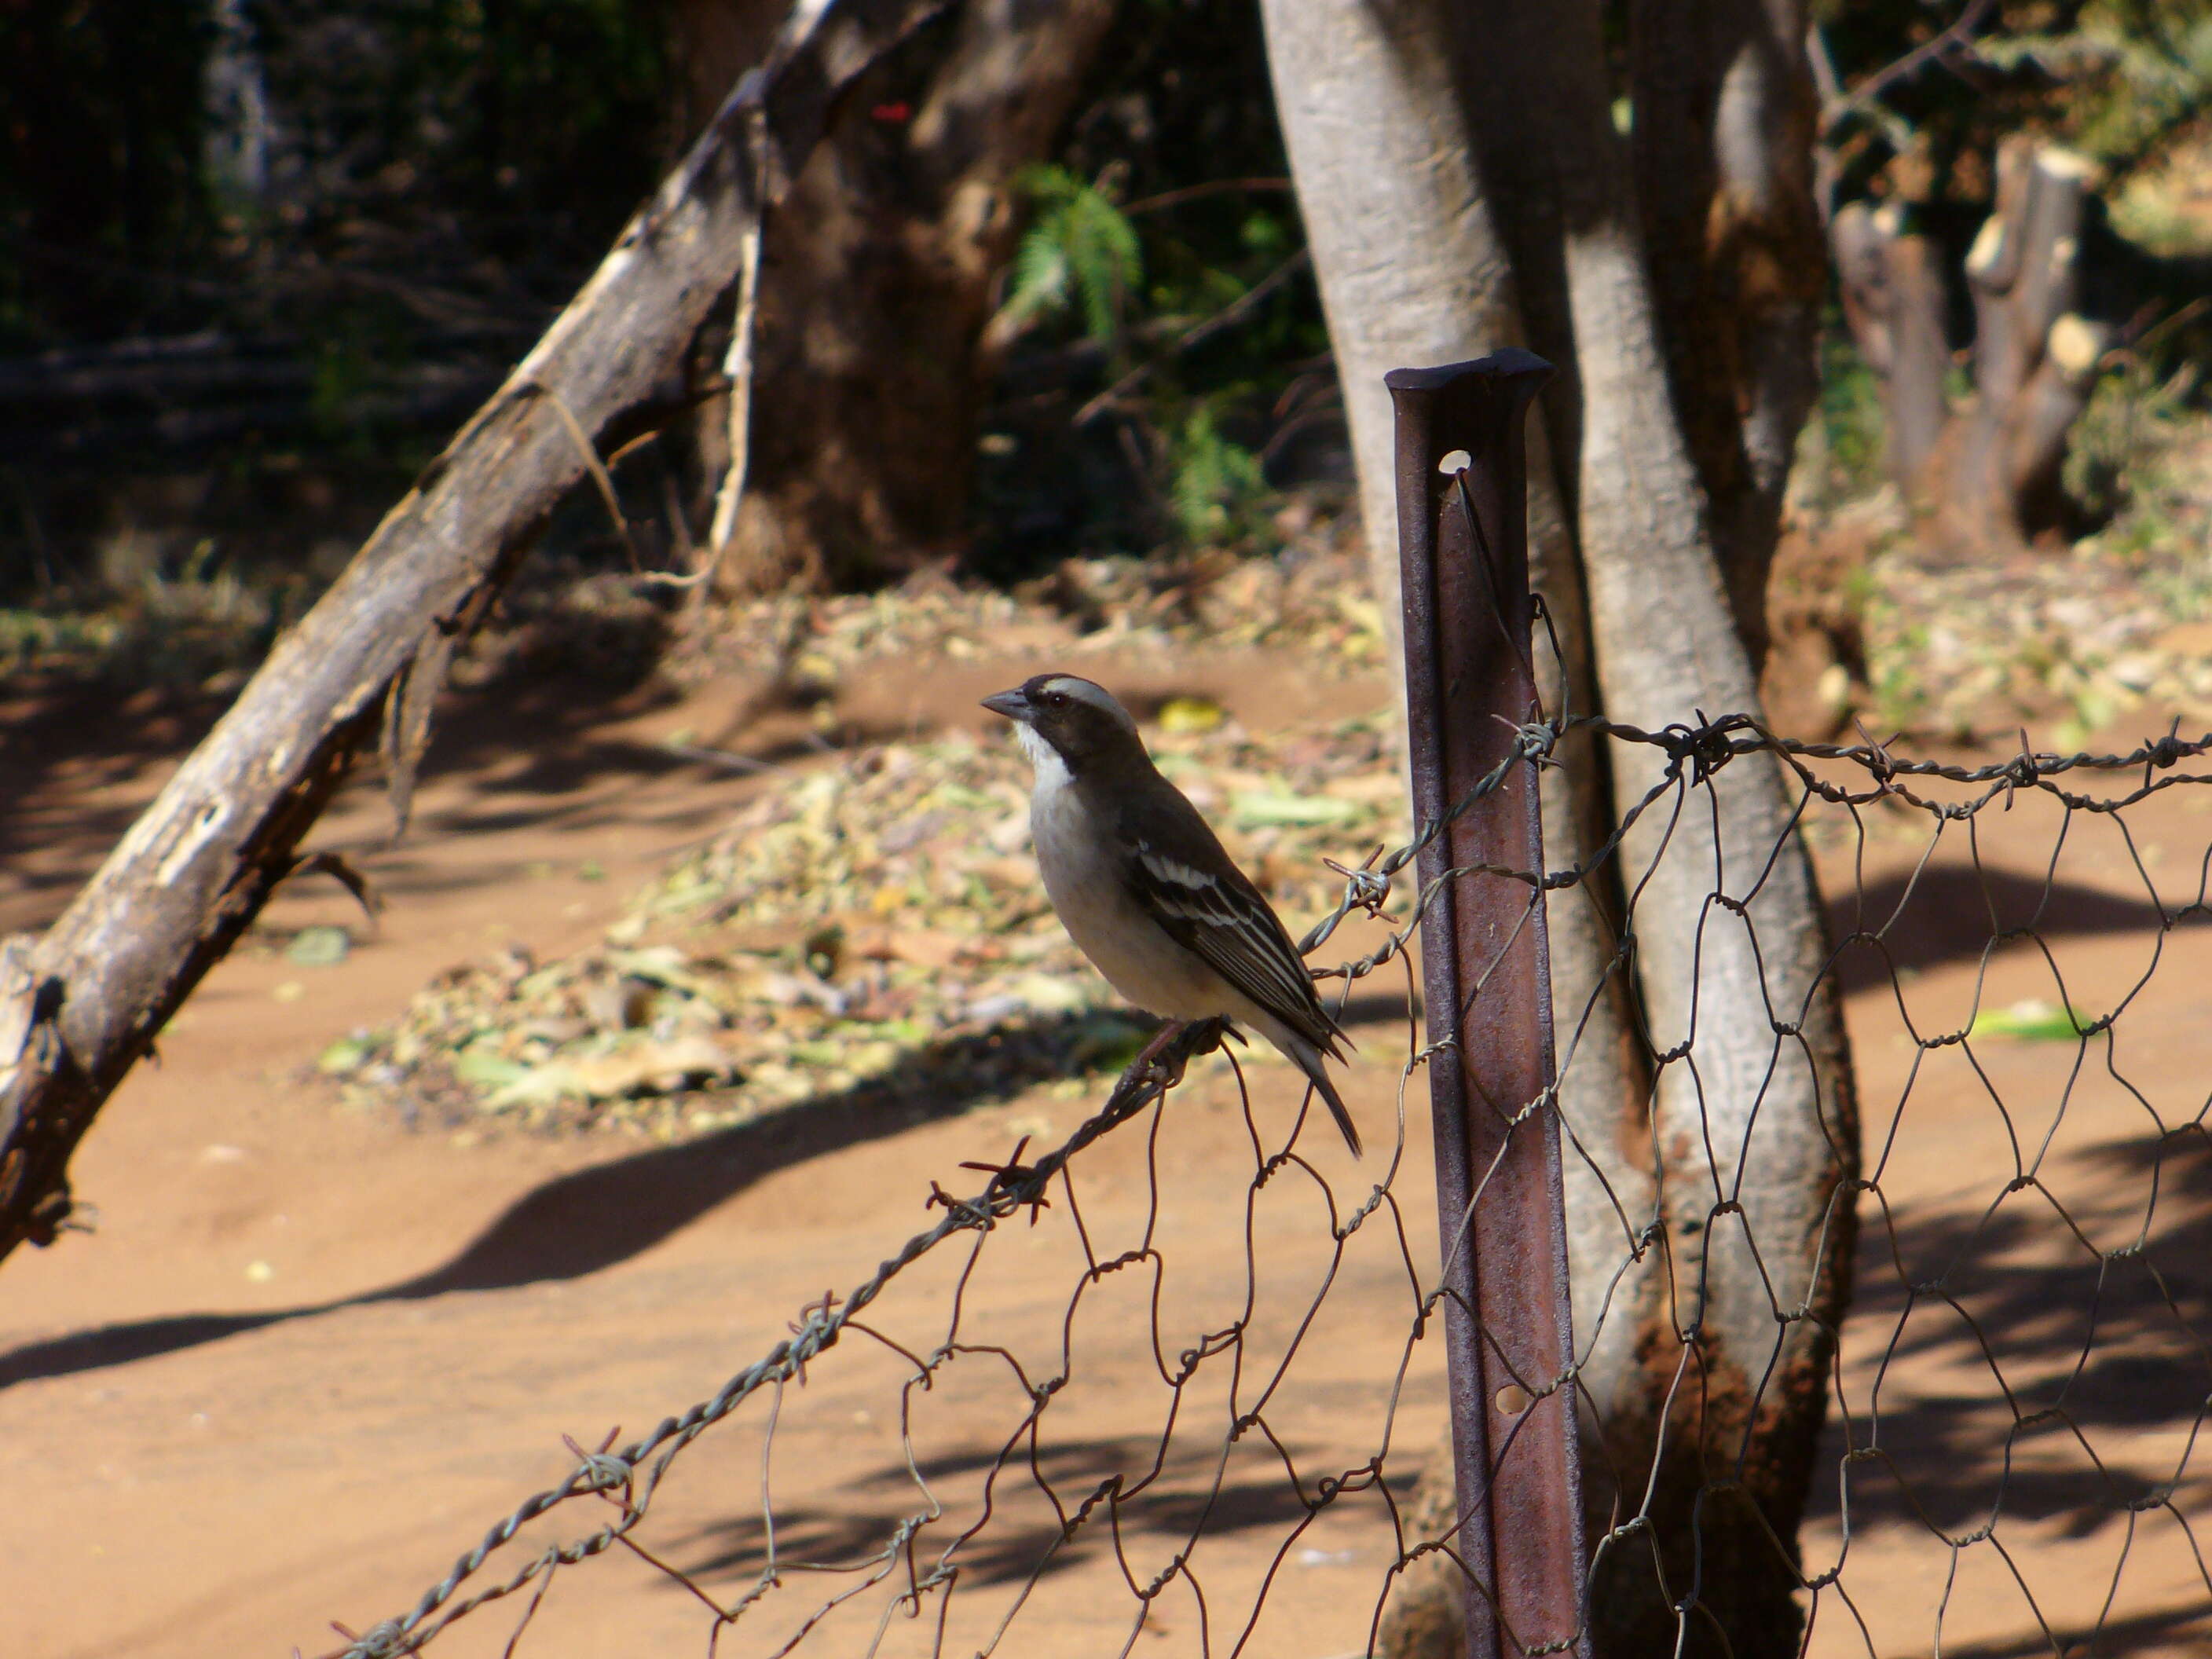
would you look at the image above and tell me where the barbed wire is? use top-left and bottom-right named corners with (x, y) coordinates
top-left (317, 701), bottom-right (2212, 1659)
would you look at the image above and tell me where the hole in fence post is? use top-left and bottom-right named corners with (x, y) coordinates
top-left (1493, 1384), bottom-right (1531, 1416)
top-left (1437, 448), bottom-right (1471, 474)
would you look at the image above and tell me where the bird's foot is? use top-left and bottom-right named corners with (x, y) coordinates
top-left (1126, 1016), bottom-right (1230, 1093)
top-left (1128, 1020), bottom-right (1188, 1075)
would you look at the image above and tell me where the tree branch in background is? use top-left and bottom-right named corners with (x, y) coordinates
top-left (1816, 0), bottom-right (1998, 135)
top-left (1072, 247), bottom-right (1310, 426)
top-left (1941, 138), bottom-right (2108, 544)
top-left (1119, 176), bottom-right (1294, 216)
top-left (0, 0), bottom-right (950, 1270)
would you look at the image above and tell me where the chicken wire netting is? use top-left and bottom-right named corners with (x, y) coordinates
top-left (319, 709), bottom-right (2212, 1659)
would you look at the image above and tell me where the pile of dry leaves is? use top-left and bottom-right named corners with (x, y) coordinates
top-left (325, 702), bottom-right (1406, 1140)
top-left (683, 541), bottom-right (1387, 696)
top-left (1857, 423), bottom-right (2212, 745)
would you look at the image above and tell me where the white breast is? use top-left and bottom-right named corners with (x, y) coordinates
top-left (1020, 731), bottom-right (1224, 1018)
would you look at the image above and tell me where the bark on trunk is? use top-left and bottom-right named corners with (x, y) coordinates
top-left (668, 0), bottom-right (798, 538)
top-left (1268, 2), bottom-right (1864, 1648)
top-left (1256, 1), bottom-right (1653, 1502)
top-left (0, 0), bottom-right (949, 1269)
top-left (1259, 5), bottom-right (1744, 1654)
top-left (1629, 0), bottom-right (1827, 670)
top-left (721, 0), bottom-right (1120, 593)
top-left (1458, 6), bottom-right (1857, 1650)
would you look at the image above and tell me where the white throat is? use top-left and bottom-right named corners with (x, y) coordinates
top-left (1015, 720), bottom-right (1074, 797)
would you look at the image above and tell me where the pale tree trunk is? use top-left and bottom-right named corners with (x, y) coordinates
top-left (1465, 2), bottom-right (1856, 1649)
top-left (1941, 138), bottom-right (2108, 546)
top-left (1258, 5), bottom-right (1655, 1656)
top-left (713, 0), bottom-right (1119, 592)
top-left (1629, 0), bottom-right (1827, 668)
top-left (1256, 3), bottom-right (1654, 1535)
top-left (1268, 1), bottom-right (1859, 1653)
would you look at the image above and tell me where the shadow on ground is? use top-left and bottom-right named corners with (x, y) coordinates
top-left (661, 1431), bottom-right (1346, 1598)
top-left (1825, 865), bottom-right (2209, 994)
top-left (1807, 1129), bottom-right (2212, 1588)
top-left (0, 994), bottom-right (1404, 1391)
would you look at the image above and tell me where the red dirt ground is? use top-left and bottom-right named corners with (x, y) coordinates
top-left (2, 648), bottom-right (2208, 1658)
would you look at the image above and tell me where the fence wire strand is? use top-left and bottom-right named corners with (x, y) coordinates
top-left (322, 668), bottom-right (2212, 1658)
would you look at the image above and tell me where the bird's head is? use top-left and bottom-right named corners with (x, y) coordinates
top-left (982, 673), bottom-right (1142, 770)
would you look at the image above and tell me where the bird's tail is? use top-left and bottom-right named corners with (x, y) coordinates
top-left (1286, 1031), bottom-right (1361, 1157)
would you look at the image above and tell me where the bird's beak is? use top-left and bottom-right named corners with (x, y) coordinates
top-left (980, 687), bottom-right (1031, 723)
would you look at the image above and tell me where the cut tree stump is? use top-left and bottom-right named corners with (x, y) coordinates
top-left (1831, 138), bottom-right (2111, 554)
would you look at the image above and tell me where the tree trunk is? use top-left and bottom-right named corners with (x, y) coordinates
top-left (668, 0), bottom-right (803, 542)
top-left (1629, 0), bottom-right (1827, 670)
top-left (1829, 138), bottom-right (2111, 553)
top-left (1939, 139), bottom-right (2106, 547)
top-left (1830, 200), bottom-right (1952, 487)
top-left (1255, 11), bottom-right (1654, 1560)
top-left (1462, 6), bottom-right (1856, 1653)
top-left (1267, 2), bottom-right (1860, 1652)
top-left (670, 0), bottom-right (791, 146)
top-left (719, 0), bottom-right (1120, 593)
top-left (0, 0), bottom-right (949, 1269)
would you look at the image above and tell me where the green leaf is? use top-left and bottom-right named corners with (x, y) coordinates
top-left (1231, 791), bottom-right (1362, 828)
top-left (1006, 166), bottom-right (1141, 346)
top-left (454, 1050), bottom-right (533, 1088)
top-left (1169, 404), bottom-right (1263, 544)
top-left (286, 925), bottom-right (352, 967)
top-left (1969, 999), bottom-right (2088, 1042)
top-left (317, 1036), bottom-right (372, 1075)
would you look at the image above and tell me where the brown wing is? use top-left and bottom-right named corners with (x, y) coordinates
top-left (1113, 789), bottom-right (1344, 1056)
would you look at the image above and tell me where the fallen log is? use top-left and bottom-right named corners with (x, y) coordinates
top-left (0, 0), bottom-right (947, 1267)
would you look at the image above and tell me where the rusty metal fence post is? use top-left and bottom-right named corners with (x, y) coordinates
top-left (1389, 352), bottom-right (1590, 1659)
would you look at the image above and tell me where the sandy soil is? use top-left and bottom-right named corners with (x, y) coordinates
top-left (2, 650), bottom-right (2208, 1659)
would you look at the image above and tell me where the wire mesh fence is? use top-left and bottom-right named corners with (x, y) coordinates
top-left (318, 359), bottom-right (2212, 1659)
top-left (313, 699), bottom-right (2212, 1659)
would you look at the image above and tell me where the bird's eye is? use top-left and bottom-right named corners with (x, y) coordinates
top-left (1042, 690), bottom-right (1070, 709)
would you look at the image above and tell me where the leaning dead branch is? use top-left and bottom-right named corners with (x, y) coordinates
top-left (0, 0), bottom-right (948, 1268)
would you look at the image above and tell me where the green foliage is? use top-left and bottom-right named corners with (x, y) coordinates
top-left (2063, 351), bottom-right (2197, 523)
top-left (1978, 5), bottom-right (2212, 181)
top-left (1167, 403), bottom-right (1265, 544)
top-left (967, 0), bottom-right (1335, 572)
top-left (1008, 167), bottom-right (1144, 347)
top-left (1811, 328), bottom-right (1891, 504)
